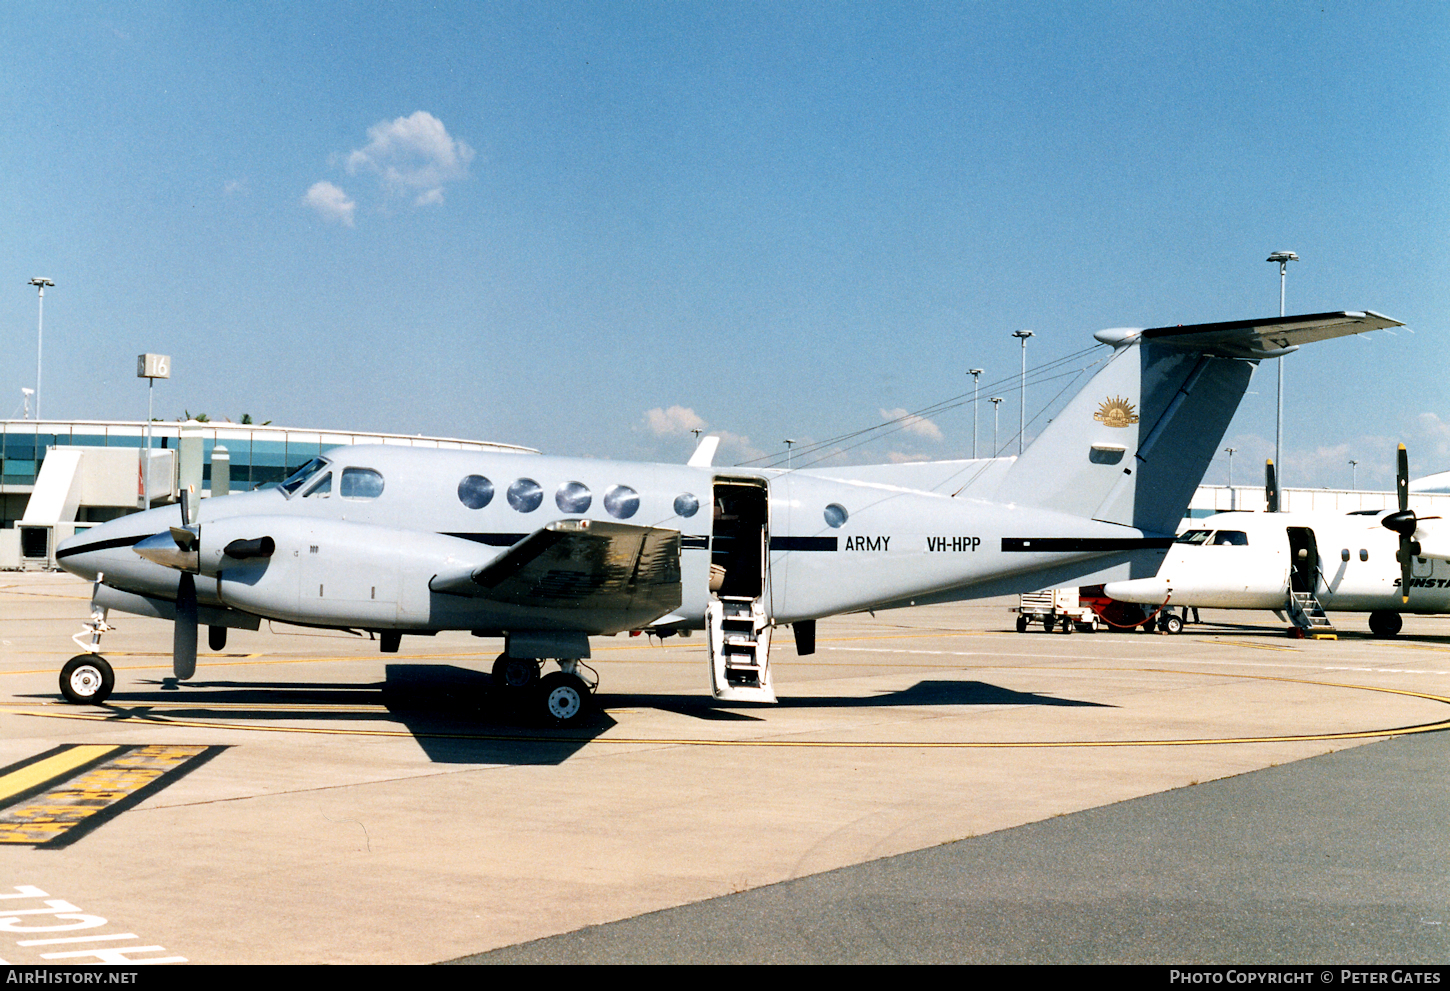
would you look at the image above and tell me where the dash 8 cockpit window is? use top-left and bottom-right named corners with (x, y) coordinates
top-left (1212, 530), bottom-right (1248, 546)
top-left (1175, 530), bottom-right (1213, 545)
top-left (281, 457), bottom-right (329, 497)
top-left (302, 472), bottom-right (332, 497)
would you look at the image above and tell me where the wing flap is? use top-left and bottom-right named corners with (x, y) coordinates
top-left (430, 519), bottom-right (682, 620)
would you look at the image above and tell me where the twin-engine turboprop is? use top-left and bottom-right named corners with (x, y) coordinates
top-left (1103, 445), bottom-right (1450, 636)
top-left (55, 310), bottom-right (1399, 722)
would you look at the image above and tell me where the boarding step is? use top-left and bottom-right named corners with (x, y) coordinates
top-left (707, 596), bottom-right (776, 703)
top-left (1287, 591), bottom-right (1336, 638)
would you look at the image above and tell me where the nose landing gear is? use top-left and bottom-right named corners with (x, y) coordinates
top-left (63, 589), bottom-right (116, 704)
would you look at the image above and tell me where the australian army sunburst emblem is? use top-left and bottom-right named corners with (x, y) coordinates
top-left (1093, 396), bottom-right (1139, 428)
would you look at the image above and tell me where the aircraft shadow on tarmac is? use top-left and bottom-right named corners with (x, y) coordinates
top-left (23, 670), bottom-right (1108, 766)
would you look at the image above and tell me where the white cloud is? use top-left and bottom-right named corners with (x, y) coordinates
top-left (644, 405), bottom-right (707, 437)
top-left (880, 407), bottom-right (942, 441)
top-left (302, 181), bottom-right (355, 226)
top-left (345, 110), bottom-right (474, 205)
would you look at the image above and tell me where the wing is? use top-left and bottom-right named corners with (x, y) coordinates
top-left (1135, 310), bottom-right (1402, 359)
top-left (430, 519), bottom-right (682, 620)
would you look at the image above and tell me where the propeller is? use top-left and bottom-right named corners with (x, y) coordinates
top-left (172, 489), bottom-right (199, 680)
top-left (1381, 444), bottom-right (1440, 605)
top-left (1265, 459), bottom-right (1279, 513)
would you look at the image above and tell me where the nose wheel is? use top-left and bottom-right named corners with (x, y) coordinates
top-left (60, 654), bottom-right (115, 705)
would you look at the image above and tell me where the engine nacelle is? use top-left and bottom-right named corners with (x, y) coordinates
top-left (205, 516), bottom-right (494, 628)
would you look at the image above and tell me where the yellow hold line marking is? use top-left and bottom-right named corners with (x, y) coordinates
top-left (0, 745), bottom-right (119, 803)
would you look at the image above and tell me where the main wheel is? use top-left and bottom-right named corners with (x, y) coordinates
top-left (1159, 613), bottom-right (1184, 635)
top-left (60, 655), bottom-right (114, 705)
top-left (492, 654), bottom-right (540, 690)
top-left (1368, 610), bottom-right (1403, 637)
top-left (538, 672), bottom-right (591, 726)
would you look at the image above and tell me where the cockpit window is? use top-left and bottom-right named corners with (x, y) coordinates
top-left (1213, 530), bottom-right (1248, 546)
top-left (341, 468), bottom-right (384, 500)
top-left (281, 457), bottom-right (329, 496)
top-left (302, 472), bottom-right (332, 498)
top-left (1175, 530), bottom-right (1213, 545)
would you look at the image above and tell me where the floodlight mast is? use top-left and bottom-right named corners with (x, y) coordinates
top-left (28, 278), bottom-right (54, 420)
top-left (1011, 330), bottom-right (1034, 455)
top-left (968, 369), bottom-right (983, 458)
top-left (989, 396), bottom-right (1004, 454)
top-left (1267, 251), bottom-right (1298, 483)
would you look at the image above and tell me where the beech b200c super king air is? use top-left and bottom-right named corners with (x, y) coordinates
top-left (55, 310), bottom-right (1400, 724)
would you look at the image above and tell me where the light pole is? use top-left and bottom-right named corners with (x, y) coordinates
top-left (20, 388), bottom-right (33, 420)
top-left (783, 438), bottom-right (795, 469)
top-left (137, 354), bottom-right (172, 509)
top-left (1349, 459), bottom-right (1358, 490)
top-left (968, 368), bottom-right (983, 458)
top-left (1224, 446), bottom-right (1237, 509)
top-left (1267, 251), bottom-right (1297, 482)
top-left (1011, 330), bottom-right (1034, 455)
top-left (989, 397), bottom-right (1004, 455)
top-left (28, 278), bottom-right (54, 420)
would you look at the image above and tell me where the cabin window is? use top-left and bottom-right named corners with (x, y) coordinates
top-left (507, 478), bottom-right (543, 513)
top-left (281, 457), bottom-right (328, 496)
top-left (556, 481), bottom-right (591, 514)
top-left (1342, 548), bottom-right (1351, 562)
top-left (674, 493), bottom-right (700, 518)
top-left (1176, 530), bottom-right (1213, 545)
top-left (824, 503), bottom-right (848, 528)
top-left (302, 472), bottom-right (331, 498)
top-left (604, 485), bottom-right (640, 519)
top-left (341, 468), bottom-right (384, 500)
top-left (1360, 549), bottom-right (1369, 562)
top-left (1212, 530), bottom-right (1248, 546)
top-left (458, 475), bottom-right (494, 510)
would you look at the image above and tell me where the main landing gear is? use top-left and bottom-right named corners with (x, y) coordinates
top-left (491, 654), bottom-right (596, 727)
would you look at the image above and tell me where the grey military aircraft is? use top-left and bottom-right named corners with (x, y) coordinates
top-left (55, 310), bottom-right (1399, 724)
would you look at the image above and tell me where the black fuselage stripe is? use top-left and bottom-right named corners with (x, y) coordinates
top-left (770, 536), bottom-right (838, 551)
top-left (54, 534), bottom-right (146, 560)
top-left (1002, 537), bottom-right (1175, 552)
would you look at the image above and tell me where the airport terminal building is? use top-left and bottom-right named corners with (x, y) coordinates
top-left (0, 418), bottom-right (534, 568)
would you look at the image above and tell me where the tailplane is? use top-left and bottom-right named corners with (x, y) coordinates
top-left (995, 311), bottom-right (1400, 535)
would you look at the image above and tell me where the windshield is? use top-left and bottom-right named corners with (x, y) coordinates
top-left (280, 457), bottom-right (329, 496)
top-left (1175, 530), bottom-right (1213, 545)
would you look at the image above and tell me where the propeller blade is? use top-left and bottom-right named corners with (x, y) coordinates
top-left (1398, 444), bottom-right (1410, 514)
top-left (1400, 537), bottom-right (1414, 605)
top-left (174, 572), bottom-right (198, 680)
top-left (1265, 459), bottom-right (1279, 513)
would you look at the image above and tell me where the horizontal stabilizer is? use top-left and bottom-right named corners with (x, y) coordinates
top-left (1105, 311), bottom-right (1402, 359)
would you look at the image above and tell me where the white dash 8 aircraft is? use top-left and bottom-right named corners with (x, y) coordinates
top-left (1102, 446), bottom-right (1450, 636)
top-left (55, 310), bottom-right (1399, 722)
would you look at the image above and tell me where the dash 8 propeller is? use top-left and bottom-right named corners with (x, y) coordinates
top-left (1382, 444), bottom-right (1441, 604)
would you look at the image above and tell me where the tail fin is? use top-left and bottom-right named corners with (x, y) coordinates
top-left (995, 311), bottom-right (1399, 534)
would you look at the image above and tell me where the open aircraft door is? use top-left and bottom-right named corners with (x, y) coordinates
top-left (705, 477), bottom-right (775, 703)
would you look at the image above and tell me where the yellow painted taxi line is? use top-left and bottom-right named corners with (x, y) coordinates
top-left (0, 745), bottom-right (120, 804)
top-left (0, 744), bottom-right (223, 847)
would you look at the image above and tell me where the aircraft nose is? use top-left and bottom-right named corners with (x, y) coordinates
top-left (55, 511), bottom-right (172, 581)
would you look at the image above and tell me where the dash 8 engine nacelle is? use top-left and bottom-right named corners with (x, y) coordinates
top-left (202, 515), bottom-right (495, 628)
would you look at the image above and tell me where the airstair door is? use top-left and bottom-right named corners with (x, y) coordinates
top-left (706, 479), bottom-right (775, 703)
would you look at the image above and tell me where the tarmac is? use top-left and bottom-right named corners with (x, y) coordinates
top-left (1, 571), bottom-right (1447, 964)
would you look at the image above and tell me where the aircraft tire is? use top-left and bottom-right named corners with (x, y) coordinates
top-left (1368, 611), bottom-right (1403, 637)
top-left (1160, 614), bottom-right (1183, 635)
top-left (60, 655), bottom-right (114, 705)
top-left (538, 672), bottom-right (591, 726)
top-left (492, 654), bottom-right (540, 691)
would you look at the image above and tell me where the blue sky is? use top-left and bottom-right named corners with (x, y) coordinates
top-left (1, 2), bottom-right (1445, 489)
